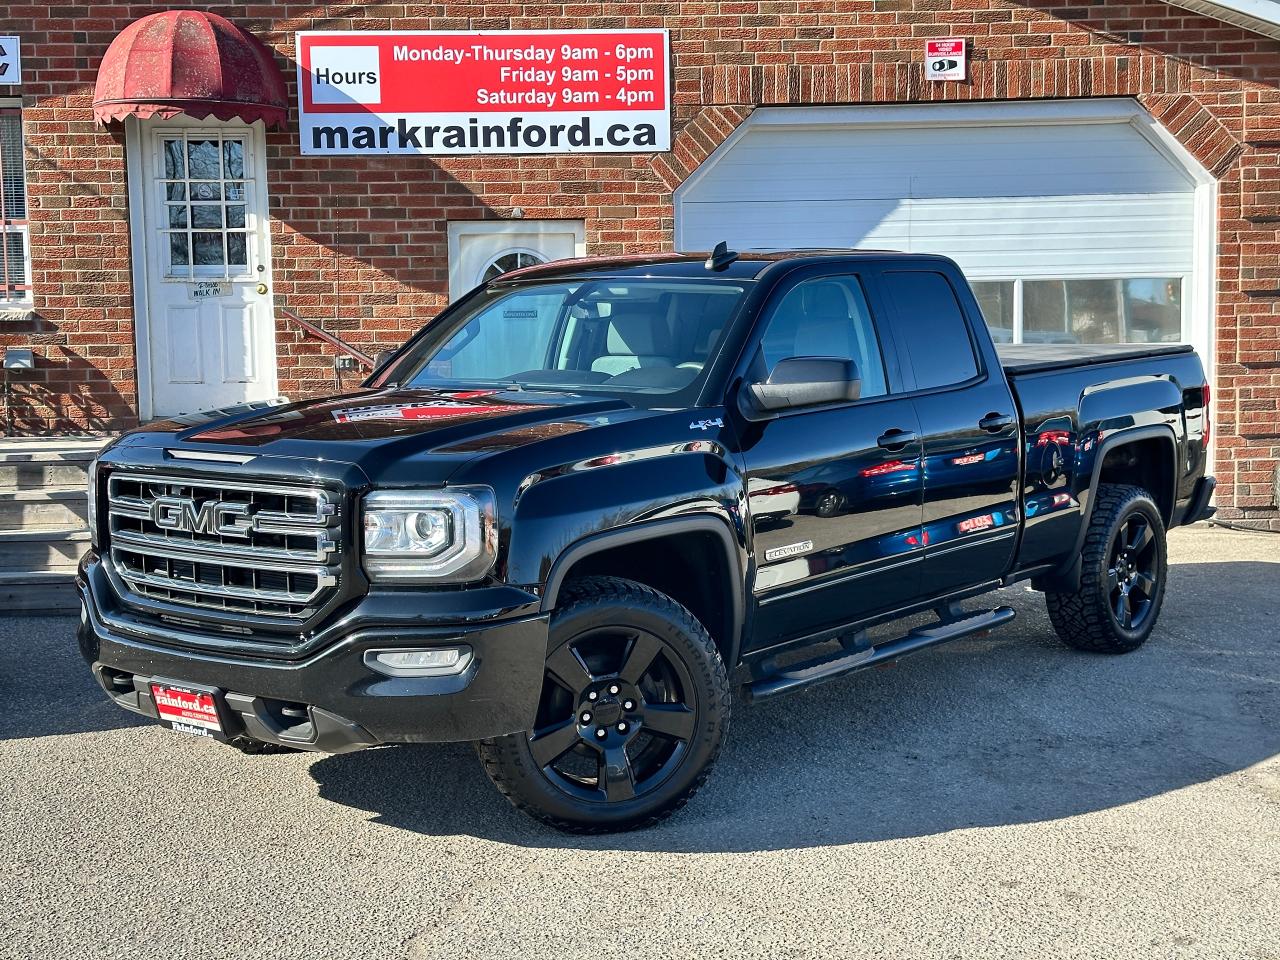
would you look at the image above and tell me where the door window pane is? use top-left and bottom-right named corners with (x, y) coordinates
top-left (187, 139), bottom-right (221, 180)
top-left (163, 139), bottom-right (184, 178)
top-left (169, 233), bottom-right (189, 266)
top-left (226, 233), bottom-right (247, 267)
top-left (223, 140), bottom-right (245, 179)
top-left (971, 281), bottom-right (1014, 344)
top-left (881, 272), bottom-right (979, 389)
top-left (758, 277), bottom-right (888, 399)
top-left (191, 205), bottom-right (222, 228)
top-left (192, 232), bottom-right (224, 265)
top-left (1023, 278), bottom-right (1182, 344)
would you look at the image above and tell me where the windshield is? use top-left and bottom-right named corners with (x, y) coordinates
top-left (392, 279), bottom-right (748, 396)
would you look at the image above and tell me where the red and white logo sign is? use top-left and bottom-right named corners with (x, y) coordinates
top-left (925, 38), bottom-right (966, 82)
top-left (296, 30), bottom-right (670, 155)
top-left (151, 684), bottom-right (222, 733)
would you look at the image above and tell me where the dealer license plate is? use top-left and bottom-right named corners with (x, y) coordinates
top-left (150, 681), bottom-right (226, 740)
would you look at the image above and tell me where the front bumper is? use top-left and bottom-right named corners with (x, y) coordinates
top-left (77, 554), bottom-right (550, 752)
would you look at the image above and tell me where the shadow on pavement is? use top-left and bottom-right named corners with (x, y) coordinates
top-left (309, 559), bottom-right (1280, 851)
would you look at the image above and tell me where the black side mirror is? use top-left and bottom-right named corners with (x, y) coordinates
top-left (372, 349), bottom-right (397, 372)
top-left (741, 357), bottom-right (860, 419)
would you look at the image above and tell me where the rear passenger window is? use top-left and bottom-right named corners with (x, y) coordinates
top-left (882, 272), bottom-right (980, 389)
top-left (758, 277), bottom-right (889, 399)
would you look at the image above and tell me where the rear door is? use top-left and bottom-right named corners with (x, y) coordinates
top-left (878, 267), bottom-right (1021, 595)
top-left (734, 269), bottom-right (925, 651)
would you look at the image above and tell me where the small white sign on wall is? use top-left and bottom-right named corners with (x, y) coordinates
top-left (0, 37), bottom-right (20, 85)
top-left (925, 38), bottom-right (966, 82)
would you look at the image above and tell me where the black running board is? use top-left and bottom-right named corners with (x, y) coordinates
top-left (746, 606), bottom-right (1017, 703)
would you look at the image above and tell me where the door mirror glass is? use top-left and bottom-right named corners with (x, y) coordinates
top-left (742, 357), bottom-right (861, 418)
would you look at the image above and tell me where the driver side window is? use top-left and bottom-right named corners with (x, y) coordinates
top-left (758, 276), bottom-right (889, 399)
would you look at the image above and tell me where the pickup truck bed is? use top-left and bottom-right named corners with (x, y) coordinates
top-left (997, 342), bottom-right (1194, 374)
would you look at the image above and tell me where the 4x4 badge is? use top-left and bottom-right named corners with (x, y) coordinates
top-left (690, 418), bottom-right (723, 431)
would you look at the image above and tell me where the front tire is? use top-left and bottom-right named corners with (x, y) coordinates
top-left (1045, 483), bottom-right (1168, 654)
top-left (478, 576), bottom-right (731, 833)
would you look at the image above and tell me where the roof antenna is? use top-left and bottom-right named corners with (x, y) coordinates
top-left (705, 241), bottom-right (739, 271)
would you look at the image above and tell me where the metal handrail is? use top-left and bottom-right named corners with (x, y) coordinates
top-left (278, 307), bottom-right (374, 368)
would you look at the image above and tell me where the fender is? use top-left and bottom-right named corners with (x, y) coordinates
top-left (1045, 423), bottom-right (1178, 590)
top-left (541, 514), bottom-right (747, 667)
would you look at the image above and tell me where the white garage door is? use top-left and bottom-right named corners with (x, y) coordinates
top-left (675, 100), bottom-right (1210, 347)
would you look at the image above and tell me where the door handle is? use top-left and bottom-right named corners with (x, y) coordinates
top-left (256, 282), bottom-right (269, 295)
top-left (978, 412), bottom-right (1014, 433)
top-left (877, 428), bottom-right (919, 452)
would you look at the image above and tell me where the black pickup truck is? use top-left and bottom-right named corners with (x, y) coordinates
top-left (77, 248), bottom-right (1215, 832)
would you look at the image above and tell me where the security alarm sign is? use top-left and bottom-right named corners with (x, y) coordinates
top-left (0, 36), bottom-right (21, 85)
top-left (296, 30), bottom-right (670, 156)
top-left (925, 38), bottom-right (966, 81)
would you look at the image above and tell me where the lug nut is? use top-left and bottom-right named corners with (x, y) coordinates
top-left (609, 684), bottom-right (620, 695)
top-left (580, 712), bottom-right (592, 724)
top-left (588, 691), bottom-right (598, 701)
top-left (623, 700), bottom-right (635, 711)
top-left (617, 722), bottom-right (628, 733)
top-left (595, 728), bottom-right (607, 739)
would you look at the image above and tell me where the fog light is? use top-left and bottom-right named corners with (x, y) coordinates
top-left (364, 646), bottom-right (472, 678)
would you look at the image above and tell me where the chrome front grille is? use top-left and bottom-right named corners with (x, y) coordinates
top-left (106, 473), bottom-right (342, 621)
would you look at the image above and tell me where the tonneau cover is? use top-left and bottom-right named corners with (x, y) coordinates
top-left (997, 342), bottom-right (1193, 375)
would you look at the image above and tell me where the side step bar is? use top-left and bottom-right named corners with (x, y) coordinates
top-left (746, 605), bottom-right (1016, 703)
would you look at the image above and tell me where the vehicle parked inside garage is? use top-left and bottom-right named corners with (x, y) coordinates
top-left (76, 248), bottom-right (1215, 831)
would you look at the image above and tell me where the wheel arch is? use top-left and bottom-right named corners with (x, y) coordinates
top-left (541, 516), bottom-right (746, 668)
top-left (1040, 424), bottom-right (1178, 592)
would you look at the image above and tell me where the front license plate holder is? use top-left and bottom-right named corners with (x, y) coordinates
top-left (149, 679), bottom-right (229, 742)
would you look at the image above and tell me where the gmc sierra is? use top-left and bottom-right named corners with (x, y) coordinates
top-left (77, 248), bottom-right (1215, 832)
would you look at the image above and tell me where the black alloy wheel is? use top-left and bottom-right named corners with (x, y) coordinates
top-left (478, 576), bottom-right (730, 832)
top-left (1045, 483), bottom-right (1168, 653)
top-left (1107, 511), bottom-right (1159, 631)
top-left (531, 625), bottom-right (698, 803)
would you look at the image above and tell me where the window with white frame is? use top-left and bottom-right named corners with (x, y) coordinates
top-left (972, 277), bottom-right (1185, 345)
top-left (0, 104), bottom-right (30, 305)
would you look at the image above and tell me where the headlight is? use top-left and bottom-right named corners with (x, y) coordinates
top-left (361, 488), bottom-right (496, 583)
top-left (86, 457), bottom-right (101, 549)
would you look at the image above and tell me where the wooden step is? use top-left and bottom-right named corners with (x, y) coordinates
top-left (0, 487), bottom-right (89, 531)
top-left (0, 569), bottom-right (79, 614)
top-left (0, 527), bottom-right (91, 570)
top-left (0, 458), bottom-right (90, 490)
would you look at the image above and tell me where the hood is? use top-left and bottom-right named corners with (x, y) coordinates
top-left (132, 387), bottom-right (641, 485)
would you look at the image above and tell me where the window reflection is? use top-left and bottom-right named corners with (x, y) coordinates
top-left (972, 277), bottom-right (1183, 345)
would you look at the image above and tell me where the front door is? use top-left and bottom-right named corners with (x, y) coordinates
top-left (447, 220), bottom-right (585, 299)
top-left (735, 271), bottom-right (925, 651)
top-left (132, 120), bottom-right (277, 418)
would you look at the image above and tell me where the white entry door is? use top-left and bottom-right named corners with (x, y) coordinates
top-left (131, 120), bottom-right (277, 418)
top-left (447, 220), bottom-right (585, 300)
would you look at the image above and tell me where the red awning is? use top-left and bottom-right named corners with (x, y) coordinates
top-left (93, 11), bottom-right (288, 129)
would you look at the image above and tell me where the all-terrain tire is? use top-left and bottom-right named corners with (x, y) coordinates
top-left (1045, 483), bottom-right (1168, 654)
top-left (478, 576), bottom-right (731, 833)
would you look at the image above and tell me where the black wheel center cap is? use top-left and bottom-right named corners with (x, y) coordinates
top-left (591, 697), bottom-right (623, 726)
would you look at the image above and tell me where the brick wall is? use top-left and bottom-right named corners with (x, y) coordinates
top-left (3, 1), bottom-right (1279, 521)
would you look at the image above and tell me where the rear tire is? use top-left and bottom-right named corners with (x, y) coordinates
top-left (1045, 483), bottom-right (1168, 654)
top-left (478, 576), bottom-right (731, 833)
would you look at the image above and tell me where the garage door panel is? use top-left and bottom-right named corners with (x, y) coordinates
top-left (681, 192), bottom-right (1194, 280)
top-left (690, 123), bottom-right (1195, 205)
top-left (679, 199), bottom-right (911, 251)
top-left (677, 114), bottom-right (1196, 287)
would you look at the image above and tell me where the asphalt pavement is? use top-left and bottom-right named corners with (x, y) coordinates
top-left (2, 526), bottom-right (1277, 959)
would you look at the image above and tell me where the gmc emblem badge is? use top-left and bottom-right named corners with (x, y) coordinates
top-left (150, 496), bottom-right (254, 538)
